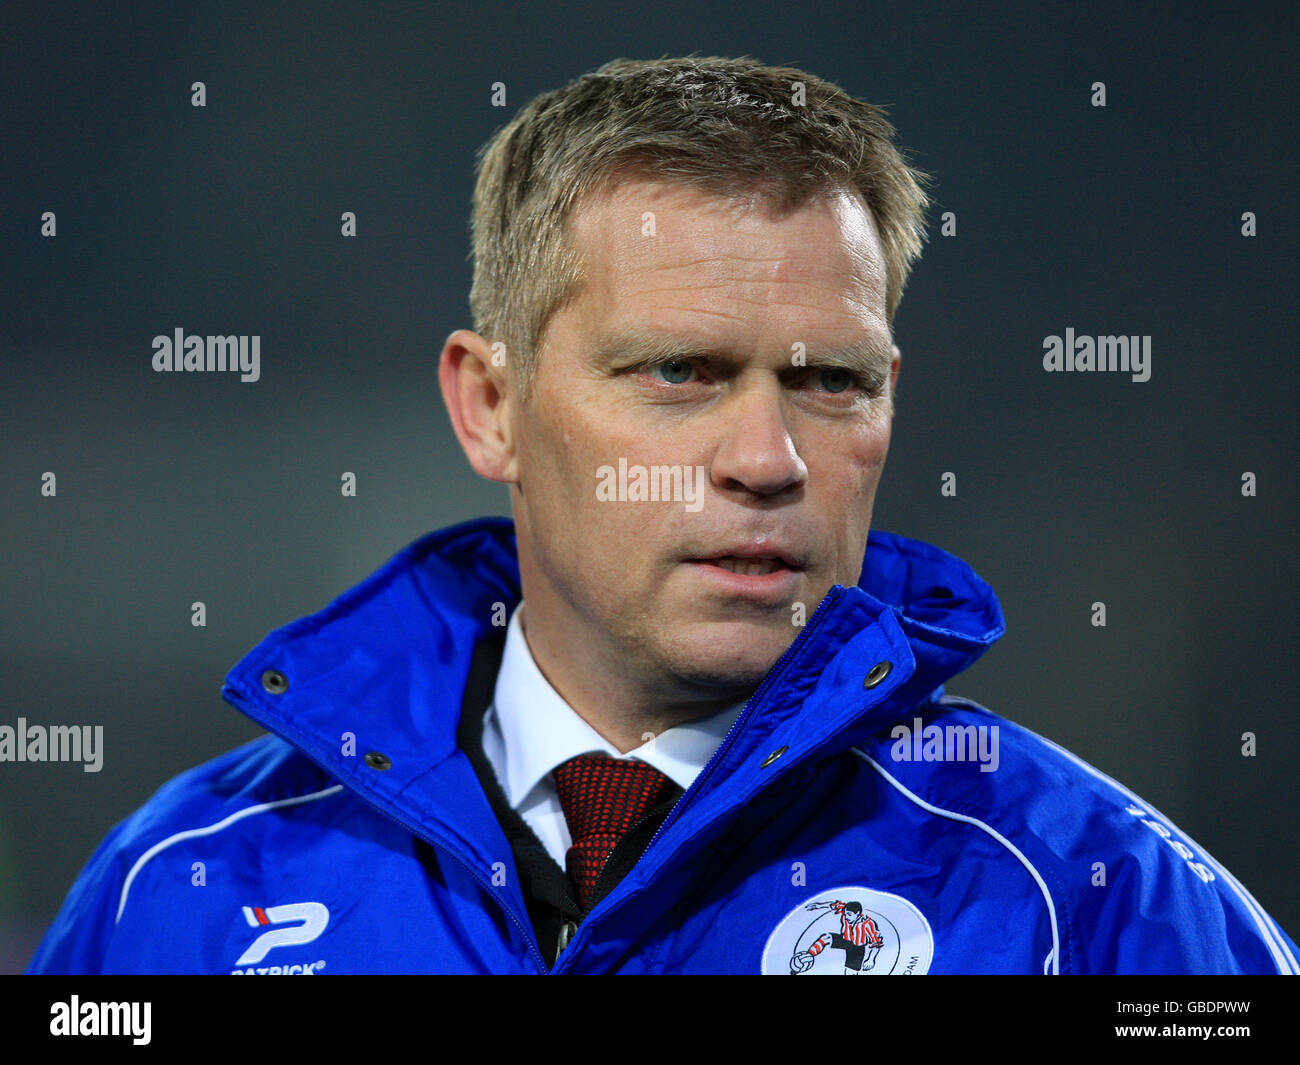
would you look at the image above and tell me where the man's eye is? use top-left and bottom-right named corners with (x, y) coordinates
top-left (648, 359), bottom-right (697, 385)
top-left (812, 368), bottom-right (857, 394)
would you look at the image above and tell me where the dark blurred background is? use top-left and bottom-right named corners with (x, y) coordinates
top-left (2, 0), bottom-right (1296, 972)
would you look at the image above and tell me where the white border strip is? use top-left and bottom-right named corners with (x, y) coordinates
top-left (851, 748), bottom-right (1061, 974)
top-left (115, 784), bottom-right (344, 924)
top-left (941, 695), bottom-right (1297, 975)
top-left (1032, 730), bottom-right (1297, 975)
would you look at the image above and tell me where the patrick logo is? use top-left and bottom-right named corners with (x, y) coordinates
top-left (237, 903), bottom-right (330, 965)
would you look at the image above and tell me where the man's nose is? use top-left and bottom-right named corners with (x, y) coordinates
top-left (708, 381), bottom-right (807, 498)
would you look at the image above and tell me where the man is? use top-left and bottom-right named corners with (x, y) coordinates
top-left (792, 899), bottom-right (885, 975)
top-left (28, 56), bottom-right (1296, 975)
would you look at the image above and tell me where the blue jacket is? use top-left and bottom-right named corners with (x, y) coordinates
top-left (27, 517), bottom-right (1298, 974)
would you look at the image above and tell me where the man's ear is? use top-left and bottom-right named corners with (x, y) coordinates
top-left (889, 342), bottom-right (901, 415)
top-left (438, 329), bottom-right (518, 484)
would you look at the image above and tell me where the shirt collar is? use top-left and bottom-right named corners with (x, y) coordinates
top-left (488, 602), bottom-right (744, 810)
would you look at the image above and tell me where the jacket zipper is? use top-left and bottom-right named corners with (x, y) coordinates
top-left (555, 587), bottom-right (845, 966)
top-left (641, 586), bottom-right (844, 855)
top-left (223, 689), bottom-right (552, 975)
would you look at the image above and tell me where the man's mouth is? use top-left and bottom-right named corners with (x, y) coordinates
top-left (701, 556), bottom-right (791, 576)
top-left (682, 550), bottom-right (804, 601)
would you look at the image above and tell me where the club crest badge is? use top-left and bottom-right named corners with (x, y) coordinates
top-left (761, 886), bottom-right (934, 975)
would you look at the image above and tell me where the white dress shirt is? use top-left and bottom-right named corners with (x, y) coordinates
top-left (481, 602), bottom-right (746, 870)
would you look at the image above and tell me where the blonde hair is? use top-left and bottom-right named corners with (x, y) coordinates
top-left (469, 55), bottom-right (930, 397)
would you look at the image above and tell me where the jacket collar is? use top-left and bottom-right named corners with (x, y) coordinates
top-left (222, 516), bottom-right (1004, 862)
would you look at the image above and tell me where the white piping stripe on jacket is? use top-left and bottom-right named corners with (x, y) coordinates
top-left (850, 748), bottom-right (1062, 975)
top-left (940, 694), bottom-right (1297, 975)
top-left (1033, 729), bottom-right (1297, 975)
top-left (114, 784), bottom-right (345, 924)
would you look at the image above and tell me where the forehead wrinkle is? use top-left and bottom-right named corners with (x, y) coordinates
top-left (658, 288), bottom-right (883, 327)
top-left (632, 288), bottom-right (840, 319)
top-left (627, 244), bottom-right (884, 307)
top-left (639, 251), bottom-right (834, 270)
top-left (636, 248), bottom-right (874, 282)
top-left (632, 278), bottom-right (871, 301)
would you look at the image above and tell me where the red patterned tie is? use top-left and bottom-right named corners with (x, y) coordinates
top-left (552, 755), bottom-right (677, 910)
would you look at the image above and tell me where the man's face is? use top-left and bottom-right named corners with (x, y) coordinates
top-left (507, 177), bottom-right (897, 698)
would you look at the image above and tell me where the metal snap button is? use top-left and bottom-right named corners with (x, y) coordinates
top-left (260, 669), bottom-right (289, 694)
top-left (364, 751), bottom-right (392, 770)
top-left (863, 661), bottom-right (893, 688)
top-left (760, 746), bottom-right (788, 768)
